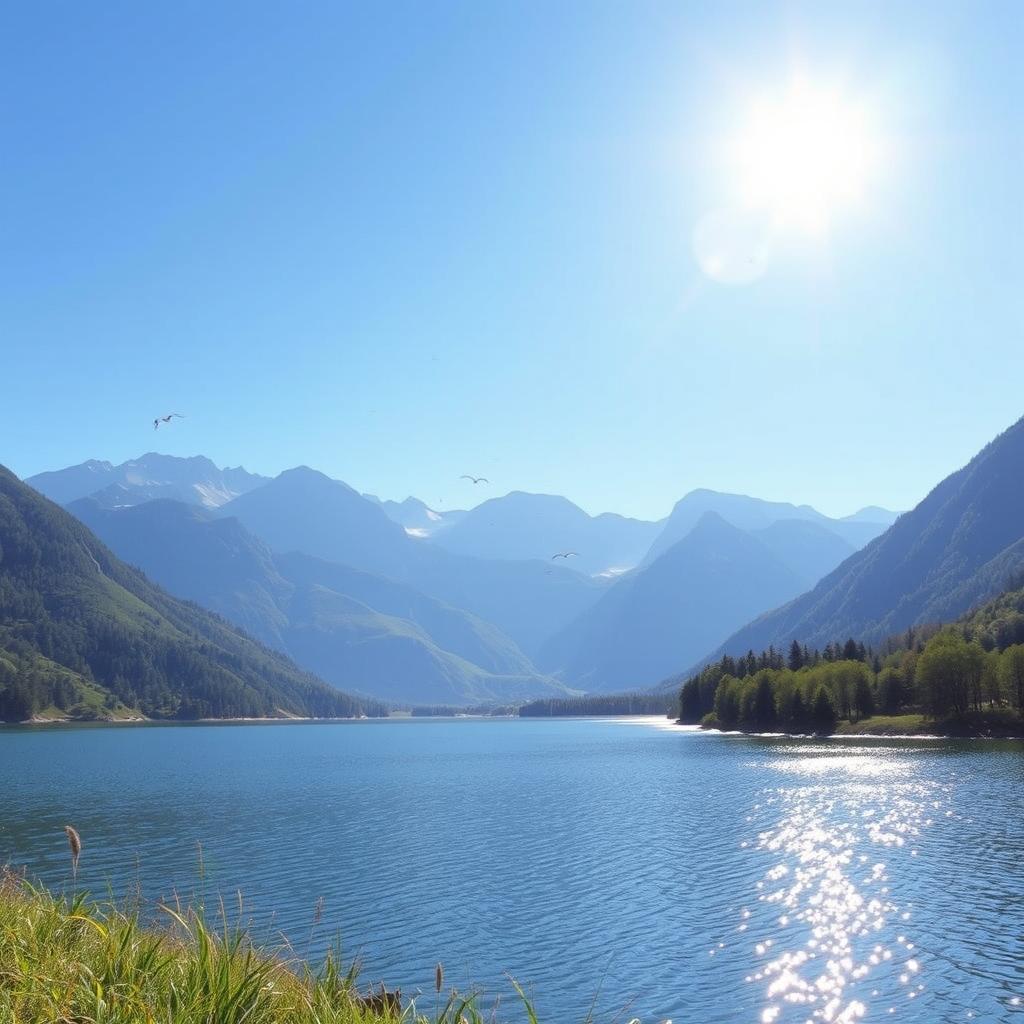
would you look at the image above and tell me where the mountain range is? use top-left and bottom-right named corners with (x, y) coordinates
top-left (28, 453), bottom-right (267, 510)
top-left (705, 414), bottom-right (1024, 664)
top-left (537, 512), bottom-right (867, 691)
top-left (24, 451), bottom-right (908, 704)
top-left (0, 465), bottom-right (381, 722)
top-left (71, 497), bottom-right (572, 706)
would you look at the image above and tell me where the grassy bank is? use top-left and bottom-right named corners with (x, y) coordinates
top-left (0, 872), bottom-right (535, 1024)
top-left (695, 708), bottom-right (1024, 738)
top-left (833, 709), bottom-right (1024, 737)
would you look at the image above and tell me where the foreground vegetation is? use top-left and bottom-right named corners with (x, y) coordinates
top-left (679, 582), bottom-right (1024, 736)
top-left (0, 871), bottom-right (547, 1024)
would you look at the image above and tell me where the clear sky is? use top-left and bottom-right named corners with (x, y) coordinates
top-left (2, 1), bottom-right (1022, 520)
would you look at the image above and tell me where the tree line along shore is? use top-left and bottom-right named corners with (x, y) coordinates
top-left (678, 583), bottom-right (1024, 737)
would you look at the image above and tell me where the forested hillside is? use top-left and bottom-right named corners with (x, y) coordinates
top-left (677, 578), bottom-right (1024, 735)
top-left (0, 466), bottom-right (383, 721)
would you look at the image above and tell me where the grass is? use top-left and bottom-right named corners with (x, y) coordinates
top-left (835, 708), bottom-right (1024, 737)
top-left (0, 871), bottom-right (541, 1024)
top-left (834, 714), bottom-right (931, 735)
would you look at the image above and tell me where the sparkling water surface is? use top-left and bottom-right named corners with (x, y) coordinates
top-left (2, 718), bottom-right (1023, 1023)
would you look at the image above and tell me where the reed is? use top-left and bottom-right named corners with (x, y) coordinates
top-left (0, 870), bottom-right (546, 1024)
top-left (63, 825), bottom-right (81, 880)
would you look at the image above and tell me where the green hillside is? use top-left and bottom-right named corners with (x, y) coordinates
top-left (0, 465), bottom-right (384, 721)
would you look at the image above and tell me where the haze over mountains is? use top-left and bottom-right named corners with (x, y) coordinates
top-left (539, 514), bottom-right (863, 692)
top-left (0, 465), bottom-right (379, 721)
top-left (706, 415), bottom-right (1024, 664)
top-left (24, 452), bottom-right (904, 702)
top-left (72, 498), bottom-right (570, 706)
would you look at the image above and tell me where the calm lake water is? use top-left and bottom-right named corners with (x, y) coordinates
top-left (2, 718), bottom-right (1023, 1023)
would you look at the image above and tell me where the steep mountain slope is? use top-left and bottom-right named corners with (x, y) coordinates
top-left (27, 454), bottom-right (267, 509)
top-left (538, 512), bottom-right (807, 692)
top-left (219, 468), bottom-right (605, 655)
top-left (0, 465), bottom-right (379, 721)
top-left (71, 498), bottom-right (569, 705)
top-left (644, 489), bottom-right (890, 564)
top-left (429, 491), bottom-right (662, 575)
top-left (706, 415), bottom-right (1024, 659)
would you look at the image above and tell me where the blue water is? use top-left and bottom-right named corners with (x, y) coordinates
top-left (2, 718), bottom-right (1023, 1023)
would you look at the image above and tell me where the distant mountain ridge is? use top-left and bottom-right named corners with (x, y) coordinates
top-left (27, 452), bottom-right (902, 703)
top-left (0, 464), bottom-right (379, 721)
top-left (643, 489), bottom-right (896, 564)
top-left (215, 467), bottom-right (606, 657)
top-left (703, 415), bottom-right (1024, 661)
top-left (70, 497), bottom-right (575, 706)
top-left (428, 491), bottom-right (663, 576)
top-left (538, 512), bottom-right (817, 692)
top-left (28, 453), bottom-right (267, 509)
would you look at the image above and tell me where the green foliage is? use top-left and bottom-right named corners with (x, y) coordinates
top-left (876, 666), bottom-right (908, 714)
top-left (916, 631), bottom-right (986, 718)
top-left (0, 466), bottom-right (386, 721)
top-left (999, 645), bottom-right (1024, 710)
top-left (0, 872), bottom-right (542, 1024)
top-left (679, 582), bottom-right (1024, 734)
top-left (810, 686), bottom-right (838, 735)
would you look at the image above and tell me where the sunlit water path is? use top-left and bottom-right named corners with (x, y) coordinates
top-left (2, 719), bottom-right (1022, 1022)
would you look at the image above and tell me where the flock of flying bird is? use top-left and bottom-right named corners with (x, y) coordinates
top-left (150, 417), bottom-right (581, 563)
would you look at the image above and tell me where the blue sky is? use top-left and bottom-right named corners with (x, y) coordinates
top-left (2, 1), bottom-right (1022, 520)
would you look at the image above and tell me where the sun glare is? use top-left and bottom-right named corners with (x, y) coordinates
top-left (731, 77), bottom-right (879, 233)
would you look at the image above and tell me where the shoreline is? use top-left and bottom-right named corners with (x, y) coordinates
top-left (670, 713), bottom-right (1024, 741)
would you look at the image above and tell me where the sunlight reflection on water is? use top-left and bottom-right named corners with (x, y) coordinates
top-left (738, 747), bottom-right (940, 1023)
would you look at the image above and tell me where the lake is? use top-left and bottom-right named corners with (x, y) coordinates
top-left (2, 718), bottom-right (1023, 1023)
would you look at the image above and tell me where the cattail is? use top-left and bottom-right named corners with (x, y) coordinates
top-left (63, 825), bottom-right (82, 880)
top-left (435, 961), bottom-right (444, 994)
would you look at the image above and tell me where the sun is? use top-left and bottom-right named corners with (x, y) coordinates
top-left (730, 76), bottom-right (879, 233)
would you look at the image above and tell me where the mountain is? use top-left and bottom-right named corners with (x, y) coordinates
top-left (705, 415), bottom-right (1024, 659)
top-left (222, 467), bottom-right (416, 579)
top-left (750, 520), bottom-right (856, 589)
top-left (27, 453), bottom-right (267, 509)
top-left (218, 468), bottom-right (605, 655)
top-left (0, 465), bottom-right (380, 722)
top-left (364, 494), bottom-right (466, 537)
top-left (841, 506), bottom-right (900, 525)
top-left (538, 512), bottom-right (808, 692)
top-left (643, 489), bottom-right (890, 564)
top-left (428, 491), bottom-right (663, 576)
top-left (70, 498), bottom-right (571, 706)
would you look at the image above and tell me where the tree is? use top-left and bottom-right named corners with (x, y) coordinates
top-left (916, 632), bottom-right (985, 718)
top-left (1000, 645), bottom-right (1024, 711)
top-left (788, 640), bottom-right (804, 671)
top-left (877, 667), bottom-right (907, 714)
top-left (853, 671), bottom-right (876, 721)
top-left (752, 672), bottom-right (778, 729)
top-left (679, 678), bottom-right (702, 723)
top-left (714, 676), bottom-right (741, 729)
top-left (810, 686), bottom-right (838, 735)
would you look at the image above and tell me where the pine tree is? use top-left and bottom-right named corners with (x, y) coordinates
top-left (788, 640), bottom-right (804, 671)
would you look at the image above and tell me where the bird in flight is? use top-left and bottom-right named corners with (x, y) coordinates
top-left (460, 475), bottom-right (489, 484)
top-left (153, 413), bottom-right (185, 430)
top-left (551, 551), bottom-right (579, 560)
